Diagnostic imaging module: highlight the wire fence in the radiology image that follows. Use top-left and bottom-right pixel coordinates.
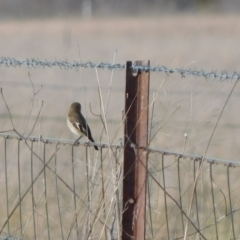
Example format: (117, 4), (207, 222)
(1, 57), (240, 81)
(0, 133), (239, 239)
(147, 150), (240, 240)
(1, 57), (240, 239)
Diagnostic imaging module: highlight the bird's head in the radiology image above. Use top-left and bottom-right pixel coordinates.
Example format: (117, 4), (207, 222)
(70, 102), (81, 112)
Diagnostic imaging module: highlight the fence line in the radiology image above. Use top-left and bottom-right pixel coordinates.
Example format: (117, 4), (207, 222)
(0, 133), (240, 239)
(0, 57), (240, 81)
(0, 57), (125, 71)
(1, 57), (240, 239)
(0, 133), (239, 168)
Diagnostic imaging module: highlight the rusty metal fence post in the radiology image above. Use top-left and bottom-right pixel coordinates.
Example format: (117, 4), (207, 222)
(122, 61), (150, 240)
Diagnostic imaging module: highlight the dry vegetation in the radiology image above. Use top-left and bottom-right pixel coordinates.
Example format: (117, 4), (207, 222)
(0, 14), (240, 239)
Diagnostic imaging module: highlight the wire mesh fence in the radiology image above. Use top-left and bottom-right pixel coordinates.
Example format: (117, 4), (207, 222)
(0, 134), (123, 240)
(0, 133), (239, 239)
(147, 151), (240, 239)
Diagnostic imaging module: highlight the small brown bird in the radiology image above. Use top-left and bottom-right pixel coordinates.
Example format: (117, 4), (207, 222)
(67, 102), (98, 150)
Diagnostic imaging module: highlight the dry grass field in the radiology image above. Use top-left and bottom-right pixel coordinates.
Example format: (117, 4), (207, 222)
(0, 14), (240, 239)
(0, 14), (240, 158)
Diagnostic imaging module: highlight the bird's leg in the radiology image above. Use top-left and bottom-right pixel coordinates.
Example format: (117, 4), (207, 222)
(74, 136), (83, 146)
(76, 136), (83, 141)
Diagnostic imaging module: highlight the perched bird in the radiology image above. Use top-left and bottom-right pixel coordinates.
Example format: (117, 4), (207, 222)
(67, 102), (98, 150)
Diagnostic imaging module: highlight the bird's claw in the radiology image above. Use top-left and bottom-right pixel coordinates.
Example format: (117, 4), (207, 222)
(73, 140), (79, 146)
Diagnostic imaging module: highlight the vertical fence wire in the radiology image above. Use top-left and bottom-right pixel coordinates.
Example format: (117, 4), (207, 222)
(147, 174), (154, 239)
(177, 156), (185, 234)
(43, 142), (50, 240)
(227, 165), (236, 239)
(17, 139), (22, 238)
(193, 160), (200, 234)
(99, 147), (108, 240)
(85, 146), (91, 238)
(54, 143), (64, 240)
(210, 163), (218, 239)
(30, 140), (37, 240)
(114, 147), (122, 240)
(71, 145), (79, 239)
(162, 153), (170, 239)
(4, 137), (10, 235)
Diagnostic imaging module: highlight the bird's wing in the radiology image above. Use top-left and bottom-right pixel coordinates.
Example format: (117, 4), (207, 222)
(80, 118), (95, 141)
(72, 121), (92, 140)
(73, 121), (81, 131)
(79, 122), (90, 137)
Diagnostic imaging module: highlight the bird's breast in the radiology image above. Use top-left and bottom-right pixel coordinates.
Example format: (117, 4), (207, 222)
(67, 118), (83, 137)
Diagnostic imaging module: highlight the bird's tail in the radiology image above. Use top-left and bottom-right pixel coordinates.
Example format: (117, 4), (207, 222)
(89, 136), (99, 151)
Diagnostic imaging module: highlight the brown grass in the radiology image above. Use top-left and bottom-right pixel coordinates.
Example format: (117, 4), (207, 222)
(1, 14), (240, 239)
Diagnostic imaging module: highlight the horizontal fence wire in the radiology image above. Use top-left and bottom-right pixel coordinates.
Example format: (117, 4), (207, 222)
(0, 133), (239, 168)
(0, 57), (240, 81)
(0, 134), (240, 239)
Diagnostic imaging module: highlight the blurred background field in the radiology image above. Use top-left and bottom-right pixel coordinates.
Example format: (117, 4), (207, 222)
(0, 0), (240, 239)
(1, 14), (240, 159)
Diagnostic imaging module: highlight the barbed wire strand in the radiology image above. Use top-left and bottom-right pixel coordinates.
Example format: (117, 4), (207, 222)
(1, 57), (240, 81)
